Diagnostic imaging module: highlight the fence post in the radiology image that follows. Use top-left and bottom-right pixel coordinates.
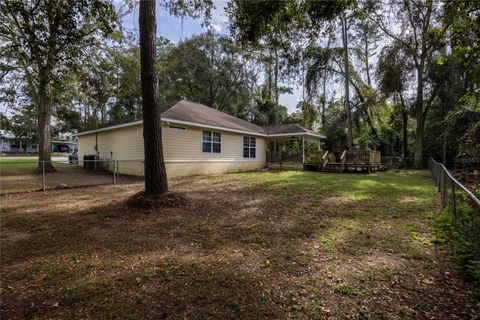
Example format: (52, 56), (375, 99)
(42, 161), (46, 191)
(442, 170), (446, 208)
(452, 179), (457, 224)
(112, 160), (116, 184)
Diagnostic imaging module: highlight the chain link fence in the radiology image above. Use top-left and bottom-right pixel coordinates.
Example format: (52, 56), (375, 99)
(0, 159), (144, 194)
(381, 156), (430, 169)
(430, 157), (480, 265)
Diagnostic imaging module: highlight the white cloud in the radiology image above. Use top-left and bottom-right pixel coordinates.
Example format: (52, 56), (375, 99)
(210, 23), (222, 33)
(280, 88), (302, 113)
(211, 1), (229, 23)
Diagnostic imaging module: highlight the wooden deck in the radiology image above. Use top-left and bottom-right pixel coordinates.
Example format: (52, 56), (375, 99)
(267, 150), (382, 173)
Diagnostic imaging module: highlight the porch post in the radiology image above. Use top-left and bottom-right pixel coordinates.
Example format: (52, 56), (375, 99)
(302, 136), (305, 164)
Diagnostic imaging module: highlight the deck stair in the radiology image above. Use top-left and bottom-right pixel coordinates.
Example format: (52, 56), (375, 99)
(322, 162), (343, 172)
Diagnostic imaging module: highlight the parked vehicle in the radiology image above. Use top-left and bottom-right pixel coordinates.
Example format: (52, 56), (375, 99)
(69, 152), (78, 164)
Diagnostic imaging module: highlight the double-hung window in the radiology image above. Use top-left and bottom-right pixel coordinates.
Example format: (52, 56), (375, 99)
(243, 136), (256, 159)
(202, 131), (221, 153)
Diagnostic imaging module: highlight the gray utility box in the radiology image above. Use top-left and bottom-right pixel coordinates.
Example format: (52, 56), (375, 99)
(83, 155), (99, 171)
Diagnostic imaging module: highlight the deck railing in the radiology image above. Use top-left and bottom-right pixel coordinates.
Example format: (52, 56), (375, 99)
(266, 150), (303, 162)
(343, 150), (381, 164)
(266, 149), (325, 163)
(305, 149), (326, 165)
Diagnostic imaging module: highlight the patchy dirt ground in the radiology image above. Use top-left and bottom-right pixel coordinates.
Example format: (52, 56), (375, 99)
(1, 170), (479, 319)
(0, 161), (143, 194)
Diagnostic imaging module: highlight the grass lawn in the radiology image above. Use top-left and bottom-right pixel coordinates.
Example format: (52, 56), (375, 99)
(0, 157), (38, 175)
(1, 170), (478, 319)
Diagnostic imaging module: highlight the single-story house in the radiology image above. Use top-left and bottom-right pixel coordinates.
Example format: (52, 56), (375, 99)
(0, 130), (77, 153)
(75, 100), (326, 177)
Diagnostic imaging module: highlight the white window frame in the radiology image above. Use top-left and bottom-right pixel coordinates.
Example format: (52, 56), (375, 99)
(202, 130), (221, 154)
(243, 136), (256, 159)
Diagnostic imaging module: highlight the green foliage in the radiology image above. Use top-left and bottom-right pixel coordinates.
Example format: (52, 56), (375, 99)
(9, 104), (38, 142)
(252, 86), (289, 125)
(436, 207), (480, 291)
(163, 0), (214, 21)
(0, 0), (478, 166)
(377, 42), (413, 98)
(287, 101), (318, 129)
(227, 0), (351, 45)
(0, 0), (120, 162)
(0, 112), (11, 131)
(0, 0), (119, 98)
(322, 101), (348, 154)
(109, 35), (143, 119)
(158, 32), (255, 119)
(443, 0), (480, 101)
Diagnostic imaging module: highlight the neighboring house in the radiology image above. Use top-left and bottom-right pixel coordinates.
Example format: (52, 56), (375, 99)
(0, 130), (38, 153)
(0, 130), (77, 153)
(75, 100), (325, 177)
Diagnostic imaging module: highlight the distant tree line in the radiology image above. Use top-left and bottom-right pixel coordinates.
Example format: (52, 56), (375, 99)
(0, 0), (478, 169)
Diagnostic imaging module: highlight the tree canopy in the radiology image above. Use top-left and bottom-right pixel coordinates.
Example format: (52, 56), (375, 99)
(0, 0), (478, 169)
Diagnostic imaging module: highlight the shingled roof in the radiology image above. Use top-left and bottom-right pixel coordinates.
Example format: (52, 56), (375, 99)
(162, 101), (265, 134)
(76, 100), (325, 138)
(262, 123), (323, 136)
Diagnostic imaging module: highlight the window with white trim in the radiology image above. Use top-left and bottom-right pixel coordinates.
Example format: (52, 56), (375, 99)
(243, 136), (256, 158)
(202, 131), (221, 153)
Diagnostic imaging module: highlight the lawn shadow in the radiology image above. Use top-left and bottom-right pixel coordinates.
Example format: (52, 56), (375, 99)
(1, 170), (478, 319)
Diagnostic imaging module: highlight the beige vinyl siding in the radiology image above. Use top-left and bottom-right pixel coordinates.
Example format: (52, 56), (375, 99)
(162, 124), (265, 161)
(77, 133), (97, 160)
(77, 123), (266, 177)
(77, 124), (144, 157)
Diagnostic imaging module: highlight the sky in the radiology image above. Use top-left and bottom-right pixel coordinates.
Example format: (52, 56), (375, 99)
(120, 0), (303, 113)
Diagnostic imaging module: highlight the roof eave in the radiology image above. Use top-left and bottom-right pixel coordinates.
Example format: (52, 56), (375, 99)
(74, 118), (267, 137)
(74, 118), (326, 139)
(267, 132), (326, 139)
(74, 120), (143, 136)
(161, 117), (267, 136)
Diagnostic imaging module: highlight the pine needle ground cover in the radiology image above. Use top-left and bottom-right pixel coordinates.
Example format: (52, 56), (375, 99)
(1, 171), (478, 318)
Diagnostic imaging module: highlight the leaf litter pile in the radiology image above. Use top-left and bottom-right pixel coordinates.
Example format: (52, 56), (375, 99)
(1, 171), (479, 319)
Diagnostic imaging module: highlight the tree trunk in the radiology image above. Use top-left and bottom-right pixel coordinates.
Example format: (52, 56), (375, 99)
(442, 132), (447, 165)
(320, 37), (331, 129)
(321, 72), (327, 128)
(364, 34), (371, 87)
(36, 73), (55, 173)
(139, 0), (168, 194)
(342, 16), (353, 150)
(350, 80), (378, 143)
(209, 42), (215, 107)
(274, 46), (279, 126)
(267, 51), (273, 102)
(414, 115), (424, 170)
(413, 64), (425, 169)
(402, 110), (408, 167)
(399, 93), (408, 168)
